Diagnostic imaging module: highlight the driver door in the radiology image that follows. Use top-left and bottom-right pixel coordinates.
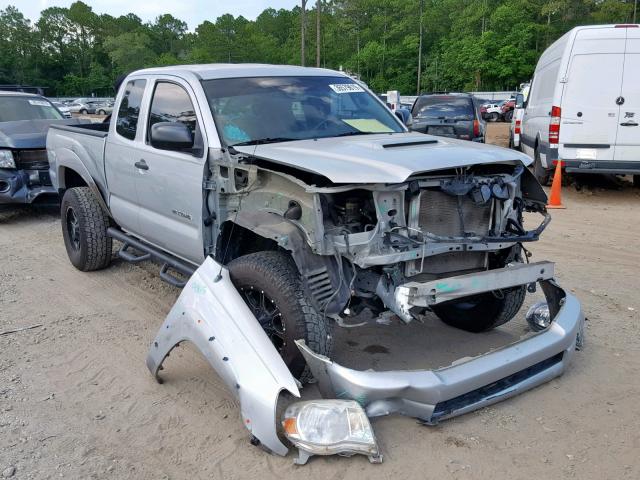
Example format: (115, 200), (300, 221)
(133, 78), (208, 265)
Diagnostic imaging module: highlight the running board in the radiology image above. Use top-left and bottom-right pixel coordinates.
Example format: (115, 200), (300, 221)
(107, 227), (196, 288)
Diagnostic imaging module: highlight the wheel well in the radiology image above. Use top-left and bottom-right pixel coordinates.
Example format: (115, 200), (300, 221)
(63, 168), (88, 190)
(215, 221), (279, 265)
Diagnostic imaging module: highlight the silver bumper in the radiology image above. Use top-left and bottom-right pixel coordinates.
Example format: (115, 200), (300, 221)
(297, 279), (583, 424)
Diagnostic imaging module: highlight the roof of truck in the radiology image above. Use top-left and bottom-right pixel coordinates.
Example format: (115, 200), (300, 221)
(130, 63), (349, 80)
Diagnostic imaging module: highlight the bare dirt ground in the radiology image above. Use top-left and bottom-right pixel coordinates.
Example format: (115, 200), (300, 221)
(2, 126), (640, 479)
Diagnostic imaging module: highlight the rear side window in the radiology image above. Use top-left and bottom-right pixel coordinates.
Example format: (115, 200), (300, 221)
(148, 82), (197, 138)
(116, 79), (146, 140)
(412, 96), (474, 119)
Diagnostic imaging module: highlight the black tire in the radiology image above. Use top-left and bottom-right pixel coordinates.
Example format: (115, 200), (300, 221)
(432, 286), (527, 333)
(505, 110), (513, 122)
(98, 109), (106, 115)
(534, 146), (552, 186)
(633, 175), (640, 188)
(61, 187), (112, 271)
(488, 112), (499, 122)
(228, 251), (333, 382)
(80, 109), (88, 114)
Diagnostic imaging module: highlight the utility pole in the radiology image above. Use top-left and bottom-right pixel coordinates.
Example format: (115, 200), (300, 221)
(417, 0), (424, 95)
(301, 0), (308, 66)
(316, 0), (321, 67)
(634, 0), (637, 23)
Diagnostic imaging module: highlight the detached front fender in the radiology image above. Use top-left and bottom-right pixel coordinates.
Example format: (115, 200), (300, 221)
(146, 257), (300, 456)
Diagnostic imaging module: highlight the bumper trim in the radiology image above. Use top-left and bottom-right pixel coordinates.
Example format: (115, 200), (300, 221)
(297, 279), (583, 424)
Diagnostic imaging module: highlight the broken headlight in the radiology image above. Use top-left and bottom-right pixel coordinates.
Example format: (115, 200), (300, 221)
(526, 301), (551, 331)
(0, 150), (15, 169)
(282, 400), (382, 465)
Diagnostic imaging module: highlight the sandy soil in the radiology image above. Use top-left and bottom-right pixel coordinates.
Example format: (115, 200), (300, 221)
(2, 138), (640, 478)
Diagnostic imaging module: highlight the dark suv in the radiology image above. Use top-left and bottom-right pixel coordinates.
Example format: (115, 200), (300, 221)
(410, 93), (484, 142)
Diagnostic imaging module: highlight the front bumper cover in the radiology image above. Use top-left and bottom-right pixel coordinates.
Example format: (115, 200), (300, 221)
(297, 279), (583, 424)
(0, 168), (57, 205)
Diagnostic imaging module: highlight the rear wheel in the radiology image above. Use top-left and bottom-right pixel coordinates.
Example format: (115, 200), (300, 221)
(98, 109), (106, 115)
(80, 109), (88, 114)
(488, 112), (499, 122)
(228, 251), (333, 382)
(534, 146), (552, 186)
(432, 286), (527, 333)
(61, 187), (112, 271)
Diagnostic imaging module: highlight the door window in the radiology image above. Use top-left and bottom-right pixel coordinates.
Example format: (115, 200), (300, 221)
(147, 82), (198, 143)
(115, 79), (146, 140)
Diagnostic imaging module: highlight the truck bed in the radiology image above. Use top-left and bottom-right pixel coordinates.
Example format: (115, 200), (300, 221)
(47, 121), (110, 200)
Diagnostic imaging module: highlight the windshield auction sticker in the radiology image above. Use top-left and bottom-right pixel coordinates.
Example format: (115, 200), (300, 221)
(329, 83), (365, 94)
(28, 100), (51, 107)
(342, 119), (394, 133)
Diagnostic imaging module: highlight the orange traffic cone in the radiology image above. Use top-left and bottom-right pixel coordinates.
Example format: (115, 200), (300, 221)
(547, 159), (565, 209)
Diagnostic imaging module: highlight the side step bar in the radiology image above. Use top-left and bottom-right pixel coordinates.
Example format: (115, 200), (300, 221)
(107, 227), (196, 288)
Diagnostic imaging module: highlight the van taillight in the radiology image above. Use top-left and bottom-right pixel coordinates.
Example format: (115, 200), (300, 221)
(549, 106), (561, 146)
(473, 119), (480, 137)
(515, 120), (521, 134)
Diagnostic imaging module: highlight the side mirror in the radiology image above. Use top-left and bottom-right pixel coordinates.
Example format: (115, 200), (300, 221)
(150, 122), (194, 151)
(395, 108), (411, 126)
(515, 94), (525, 109)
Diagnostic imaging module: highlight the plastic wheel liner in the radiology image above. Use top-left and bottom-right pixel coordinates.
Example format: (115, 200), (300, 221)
(296, 279), (584, 424)
(146, 257), (299, 456)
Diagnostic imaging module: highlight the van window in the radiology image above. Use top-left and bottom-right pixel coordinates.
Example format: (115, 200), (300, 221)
(116, 80), (146, 140)
(528, 59), (560, 108)
(148, 82), (198, 138)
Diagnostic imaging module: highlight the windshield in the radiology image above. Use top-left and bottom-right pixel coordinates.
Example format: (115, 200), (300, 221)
(202, 76), (404, 146)
(0, 96), (63, 122)
(412, 96), (474, 120)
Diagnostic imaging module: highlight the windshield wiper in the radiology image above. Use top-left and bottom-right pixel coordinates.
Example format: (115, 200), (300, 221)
(230, 137), (297, 147)
(333, 131), (390, 138)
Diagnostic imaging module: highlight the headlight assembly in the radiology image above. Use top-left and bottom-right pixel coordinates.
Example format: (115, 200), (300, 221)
(0, 149), (16, 169)
(282, 400), (382, 465)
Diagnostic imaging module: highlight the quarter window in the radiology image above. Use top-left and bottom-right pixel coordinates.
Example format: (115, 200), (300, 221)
(116, 79), (146, 140)
(148, 82), (198, 139)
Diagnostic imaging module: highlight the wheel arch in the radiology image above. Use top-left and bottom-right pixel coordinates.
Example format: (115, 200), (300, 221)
(215, 211), (350, 315)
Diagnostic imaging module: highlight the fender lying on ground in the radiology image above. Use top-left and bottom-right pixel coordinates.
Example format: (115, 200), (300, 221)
(145, 257), (300, 456)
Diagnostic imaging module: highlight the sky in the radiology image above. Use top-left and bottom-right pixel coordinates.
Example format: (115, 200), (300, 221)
(0, 0), (302, 29)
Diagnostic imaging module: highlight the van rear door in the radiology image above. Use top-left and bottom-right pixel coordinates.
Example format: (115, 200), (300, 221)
(559, 28), (626, 163)
(614, 27), (640, 164)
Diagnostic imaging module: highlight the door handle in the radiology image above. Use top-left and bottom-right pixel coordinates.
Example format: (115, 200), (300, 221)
(620, 121), (638, 127)
(134, 160), (149, 170)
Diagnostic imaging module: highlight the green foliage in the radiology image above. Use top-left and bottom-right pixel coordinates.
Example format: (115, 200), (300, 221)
(0, 0), (637, 96)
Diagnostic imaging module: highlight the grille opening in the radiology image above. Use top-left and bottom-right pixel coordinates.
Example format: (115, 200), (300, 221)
(15, 149), (49, 171)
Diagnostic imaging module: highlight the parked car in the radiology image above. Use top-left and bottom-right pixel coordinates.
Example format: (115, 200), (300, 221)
(50, 101), (73, 118)
(501, 98), (516, 122)
(509, 85), (530, 150)
(0, 91), (81, 207)
(521, 24), (640, 185)
(481, 102), (502, 122)
(410, 93), (485, 141)
(67, 101), (96, 115)
(47, 64), (583, 462)
(88, 101), (113, 115)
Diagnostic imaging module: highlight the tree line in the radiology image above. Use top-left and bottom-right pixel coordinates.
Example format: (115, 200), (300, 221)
(0, 0), (636, 96)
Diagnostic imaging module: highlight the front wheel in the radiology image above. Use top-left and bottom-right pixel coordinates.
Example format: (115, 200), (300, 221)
(98, 109), (106, 115)
(61, 187), (112, 271)
(79, 109), (88, 114)
(228, 251), (333, 382)
(432, 286), (527, 333)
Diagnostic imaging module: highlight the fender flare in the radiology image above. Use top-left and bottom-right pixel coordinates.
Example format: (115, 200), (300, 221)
(52, 148), (112, 217)
(146, 257), (300, 456)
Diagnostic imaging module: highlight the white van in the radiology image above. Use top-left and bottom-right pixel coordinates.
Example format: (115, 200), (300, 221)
(521, 24), (640, 185)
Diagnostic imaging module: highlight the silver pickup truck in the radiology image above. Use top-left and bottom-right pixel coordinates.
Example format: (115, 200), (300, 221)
(47, 64), (584, 463)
